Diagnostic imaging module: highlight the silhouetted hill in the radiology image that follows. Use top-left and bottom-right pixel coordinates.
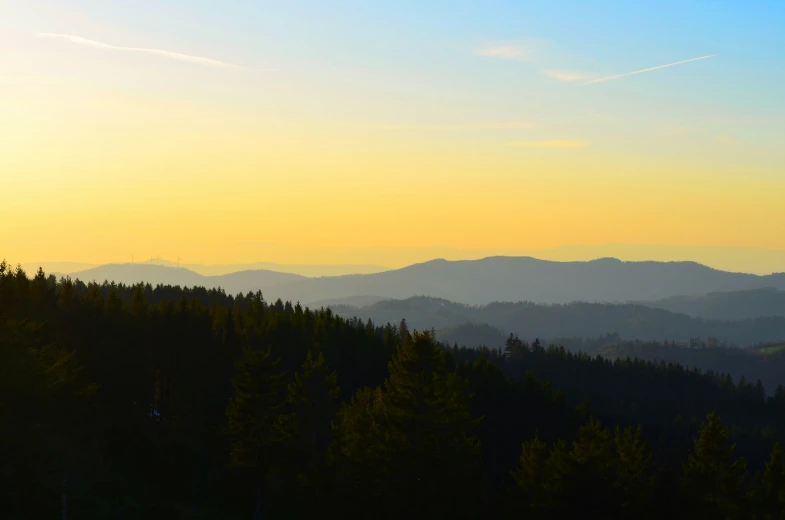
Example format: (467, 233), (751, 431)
(140, 260), (389, 277)
(68, 264), (209, 288)
(68, 264), (306, 295)
(330, 296), (785, 347)
(61, 262), (785, 350)
(248, 257), (785, 305)
(641, 288), (785, 320)
(65, 257), (785, 306)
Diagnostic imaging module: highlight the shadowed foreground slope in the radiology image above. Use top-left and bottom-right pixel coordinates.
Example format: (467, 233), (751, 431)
(4, 262), (785, 518)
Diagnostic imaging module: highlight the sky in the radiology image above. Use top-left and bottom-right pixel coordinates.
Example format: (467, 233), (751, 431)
(2, 1), (784, 271)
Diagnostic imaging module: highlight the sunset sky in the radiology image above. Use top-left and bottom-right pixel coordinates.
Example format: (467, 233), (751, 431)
(2, 1), (784, 270)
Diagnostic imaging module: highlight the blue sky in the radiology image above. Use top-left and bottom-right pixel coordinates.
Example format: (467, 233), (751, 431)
(9, 1), (784, 122)
(2, 1), (784, 265)
(40, 1), (780, 138)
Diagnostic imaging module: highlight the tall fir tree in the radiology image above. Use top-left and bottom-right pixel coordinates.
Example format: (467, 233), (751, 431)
(330, 386), (391, 515)
(548, 418), (619, 517)
(758, 441), (785, 520)
(681, 412), (751, 520)
(332, 330), (484, 518)
(612, 425), (654, 517)
(382, 330), (483, 517)
(224, 346), (289, 518)
(282, 351), (340, 490)
(511, 431), (549, 517)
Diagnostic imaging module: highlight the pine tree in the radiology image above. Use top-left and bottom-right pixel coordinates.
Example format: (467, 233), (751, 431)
(105, 287), (122, 314)
(397, 318), (410, 345)
(365, 318), (375, 338)
(681, 412), (750, 519)
(221, 307), (240, 359)
(283, 351), (340, 486)
(511, 431), (549, 516)
(332, 331), (483, 518)
(557, 418), (617, 517)
(330, 386), (391, 515)
(382, 330), (483, 516)
(131, 284), (147, 318)
(758, 441), (785, 520)
(613, 425), (653, 516)
(30, 267), (52, 308)
(524, 418), (655, 519)
(224, 346), (288, 517)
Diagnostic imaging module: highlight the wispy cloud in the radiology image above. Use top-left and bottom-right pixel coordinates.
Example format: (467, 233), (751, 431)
(507, 140), (589, 148)
(543, 69), (599, 82)
(382, 122), (536, 131)
(36, 33), (252, 69)
(474, 43), (532, 61)
(586, 54), (717, 84)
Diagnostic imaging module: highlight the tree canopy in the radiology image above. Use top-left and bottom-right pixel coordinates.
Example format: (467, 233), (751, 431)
(3, 262), (785, 518)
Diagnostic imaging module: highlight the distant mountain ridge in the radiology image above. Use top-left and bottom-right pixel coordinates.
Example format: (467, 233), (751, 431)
(642, 288), (785, 320)
(25, 244), (785, 277)
(329, 296), (785, 347)
(63, 264), (306, 296)
(62, 256), (785, 306)
(45, 259), (389, 278)
(276, 256), (785, 305)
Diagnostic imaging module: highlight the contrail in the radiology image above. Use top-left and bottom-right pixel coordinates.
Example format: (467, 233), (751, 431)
(36, 33), (252, 69)
(586, 54), (717, 84)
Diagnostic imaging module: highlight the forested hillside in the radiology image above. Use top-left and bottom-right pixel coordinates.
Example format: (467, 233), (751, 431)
(643, 288), (785, 320)
(332, 296), (785, 346)
(4, 261), (785, 519)
(596, 340), (785, 397)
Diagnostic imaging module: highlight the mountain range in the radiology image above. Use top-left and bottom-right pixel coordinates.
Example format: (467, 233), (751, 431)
(61, 256), (785, 307)
(40, 260), (388, 278)
(328, 296), (785, 347)
(30, 243), (785, 276)
(52, 257), (785, 349)
(640, 288), (785, 320)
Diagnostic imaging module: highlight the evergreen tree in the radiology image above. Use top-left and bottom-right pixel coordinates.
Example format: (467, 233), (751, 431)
(511, 431), (549, 516)
(613, 425), (654, 517)
(131, 284), (147, 318)
(382, 330), (483, 516)
(758, 441), (785, 520)
(333, 331), (483, 518)
(681, 412), (751, 519)
(283, 351), (340, 488)
(224, 346), (288, 518)
(330, 386), (391, 515)
(549, 418), (618, 517)
(397, 318), (410, 345)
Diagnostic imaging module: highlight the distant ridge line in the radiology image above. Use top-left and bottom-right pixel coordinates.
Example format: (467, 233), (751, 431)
(34, 256), (783, 308)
